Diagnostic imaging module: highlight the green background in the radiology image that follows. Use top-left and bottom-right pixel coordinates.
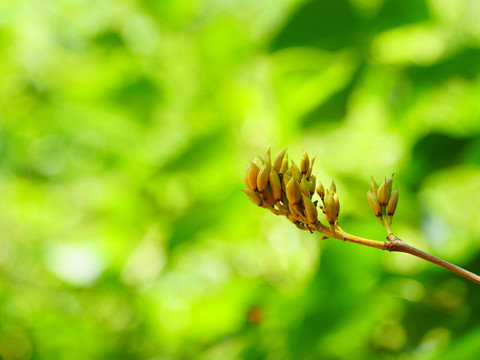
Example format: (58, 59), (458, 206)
(1, 0), (480, 359)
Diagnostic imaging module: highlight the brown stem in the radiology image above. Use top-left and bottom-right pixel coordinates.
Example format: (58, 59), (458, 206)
(314, 223), (480, 285)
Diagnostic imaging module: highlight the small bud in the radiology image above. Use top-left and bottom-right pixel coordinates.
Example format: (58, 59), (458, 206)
(273, 148), (287, 173)
(387, 186), (399, 216)
(300, 175), (310, 198)
(324, 190), (337, 225)
(286, 177), (301, 204)
(244, 166), (253, 190)
(269, 169), (282, 201)
(247, 161), (260, 191)
(316, 181), (325, 200)
(257, 161), (272, 192)
(302, 194), (318, 224)
(255, 155), (265, 166)
(330, 180), (336, 193)
(300, 151), (309, 174)
(377, 175), (393, 206)
(263, 185), (275, 207)
(283, 173), (292, 191)
(306, 156), (316, 179)
(242, 189), (262, 206)
(367, 189), (382, 217)
(291, 162), (302, 182)
(333, 192), (340, 217)
(309, 174), (316, 196)
(370, 176), (378, 193)
(279, 154), (289, 174)
(264, 147), (271, 164)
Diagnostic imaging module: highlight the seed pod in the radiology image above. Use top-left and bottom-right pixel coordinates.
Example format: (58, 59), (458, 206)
(306, 156), (316, 179)
(291, 162), (302, 182)
(302, 194), (318, 224)
(273, 148), (287, 173)
(247, 161), (260, 191)
(324, 190), (337, 225)
(264, 147), (271, 164)
(300, 151), (309, 174)
(309, 174), (316, 196)
(286, 177), (301, 204)
(279, 154), (289, 174)
(330, 180), (336, 193)
(244, 166), (253, 190)
(242, 189), (262, 206)
(257, 162), (271, 192)
(367, 189), (382, 217)
(300, 175), (310, 198)
(316, 181), (325, 200)
(255, 155), (265, 166)
(283, 173), (292, 191)
(370, 176), (378, 193)
(377, 176), (392, 206)
(387, 186), (399, 216)
(263, 185), (275, 207)
(269, 169), (282, 201)
(333, 192), (340, 217)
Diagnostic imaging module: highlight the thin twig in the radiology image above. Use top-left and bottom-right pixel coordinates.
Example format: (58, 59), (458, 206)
(315, 222), (480, 285)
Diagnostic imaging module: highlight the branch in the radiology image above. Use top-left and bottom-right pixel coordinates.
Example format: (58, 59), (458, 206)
(319, 224), (480, 285)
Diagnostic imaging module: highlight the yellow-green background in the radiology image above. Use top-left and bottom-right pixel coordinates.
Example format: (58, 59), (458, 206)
(1, 0), (480, 359)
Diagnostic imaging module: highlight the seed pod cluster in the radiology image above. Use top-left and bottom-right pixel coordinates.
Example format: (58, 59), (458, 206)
(367, 175), (399, 225)
(243, 148), (340, 232)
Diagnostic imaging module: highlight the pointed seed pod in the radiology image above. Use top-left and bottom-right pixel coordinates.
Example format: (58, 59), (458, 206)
(377, 176), (392, 206)
(316, 181), (325, 200)
(283, 173), (292, 191)
(286, 177), (301, 204)
(279, 154), (289, 174)
(269, 169), (282, 201)
(247, 161), (260, 190)
(264, 147), (271, 164)
(333, 192), (340, 217)
(244, 166), (254, 190)
(387, 186), (399, 216)
(255, 155), (265, 166)
(300, 175), (310, 198)
(306, 156), (316, 179)
(257, 162), (271, 192)
(302, 194), (318, 224)
(273, 148), (287, 173)
(291, 162), (302, 182)
(242, 189), (262, 206)
(263, 185), (275, 207)
(367, 189), (382, 217)
(309, 174), (316, 196)
(330, 180), (337, 193)
(300, 151), (309, 174)
(370, 176), (378, 193)
(324, 190), (337, 225)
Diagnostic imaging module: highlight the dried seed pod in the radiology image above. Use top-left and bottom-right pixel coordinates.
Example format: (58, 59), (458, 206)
(263, 184), (275, 207)
(324, 190), (337, 225)
(273, 148), (287, 174)
(316, 181), (325, 200)
(257, 162), (271, 192)
(279, 154), (289, 174)
(286, 177), (301, 204)
(242, 189), (262, 206)
(247, 161), (260, 191)
(300, 151), (309, 174)
(300, 175), (310, 198)
(291, 162), (302, 182)
(306, 156), (316, 179)
(308, 175), (316, 196)
(367, 189), (382, 217)
(302, 194), (318, 224)
(387, 186), (399, 216)
(269, 169), (282, 201)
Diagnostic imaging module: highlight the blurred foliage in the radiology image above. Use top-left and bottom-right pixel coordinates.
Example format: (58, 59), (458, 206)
(1, 0), (480, 359)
